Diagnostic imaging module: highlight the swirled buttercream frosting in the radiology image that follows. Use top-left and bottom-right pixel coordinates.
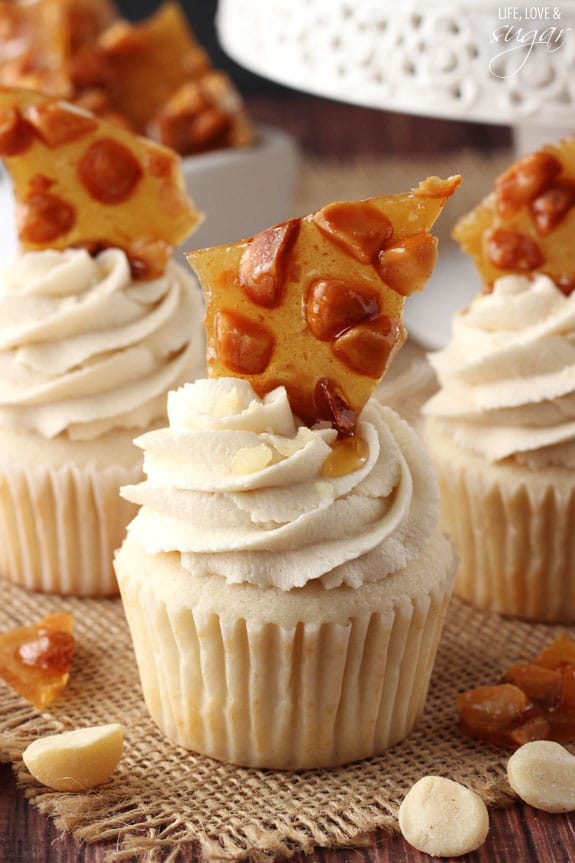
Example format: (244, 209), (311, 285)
(121, 377), (439, 590)
(0, 247), (205, 439)
(423, 274), (575, 468)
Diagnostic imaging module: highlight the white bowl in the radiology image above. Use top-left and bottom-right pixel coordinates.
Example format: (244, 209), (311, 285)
(0, 123), (299, 266)
(179, 123), (300, 254)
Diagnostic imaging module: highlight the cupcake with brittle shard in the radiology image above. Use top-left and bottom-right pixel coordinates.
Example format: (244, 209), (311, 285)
(423, 141), (575, 622)
(114, 175), (460, 770)
(0, 86), (205, 596)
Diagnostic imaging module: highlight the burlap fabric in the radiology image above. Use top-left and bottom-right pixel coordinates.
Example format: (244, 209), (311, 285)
(1, 152), (572, 862)
(2, 571), (573, 863)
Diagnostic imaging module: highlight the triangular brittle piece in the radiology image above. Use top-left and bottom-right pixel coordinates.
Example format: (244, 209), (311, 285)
(0, 86), (202, 277)
(453, 138), (575, 293)
(0, 612), (74, 710)
(187, 175), (460, 433)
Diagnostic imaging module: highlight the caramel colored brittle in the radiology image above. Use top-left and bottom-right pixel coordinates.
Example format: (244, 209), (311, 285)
(99, 3), (253, 155)
(187, 175), (460, 433)
(0, 0), (254, 157)
(0, 612), (74, 710)
(0, 0), (117, 97)
(453, 139), (575, 294)
(457, 635), (575, 749)
(97, 2), (209, 134)
(0, 86), (202, 277)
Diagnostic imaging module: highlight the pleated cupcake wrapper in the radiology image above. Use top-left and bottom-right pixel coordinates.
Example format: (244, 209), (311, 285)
(436, 459), (575, 622)
(0, 458), (140, 596)
(118, 569), (453, 770)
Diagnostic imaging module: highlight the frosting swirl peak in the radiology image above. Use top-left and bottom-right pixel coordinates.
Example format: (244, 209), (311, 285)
(122, 378), (439, 590)
(0, 247), (205, 439)
(423, 273), (575, 467)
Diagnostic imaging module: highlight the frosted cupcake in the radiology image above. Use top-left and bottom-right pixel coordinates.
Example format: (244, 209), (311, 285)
(115, 176), (459, 769)
(423, 273), (575, 621)
(0, 86), (204, 595)
(423, 140), (575, 621)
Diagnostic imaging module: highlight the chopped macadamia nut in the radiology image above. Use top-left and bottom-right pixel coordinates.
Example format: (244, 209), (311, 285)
(398, 775), (489, 858)
(23, 723), (124, 792)
(507, 740), (575, 813)
(231, 443), (273, 475)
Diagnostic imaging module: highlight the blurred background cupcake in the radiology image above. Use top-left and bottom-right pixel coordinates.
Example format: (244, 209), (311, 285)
(0, 87), (205, 595)
(423, 141), (575, 622)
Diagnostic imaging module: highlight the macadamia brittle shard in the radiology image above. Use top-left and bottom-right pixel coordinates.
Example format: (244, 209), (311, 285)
(453, 138), (575, 293)
(0, 86), (202, 278)
(0, 612), (74, 710)
(187, 175), (460, 433)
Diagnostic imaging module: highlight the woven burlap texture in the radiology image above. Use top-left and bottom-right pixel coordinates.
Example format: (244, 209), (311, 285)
(1, 575), (573, 863)
(0, 151), (569, 862)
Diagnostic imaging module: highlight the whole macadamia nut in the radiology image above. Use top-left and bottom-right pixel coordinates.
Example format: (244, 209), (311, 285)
(507, 740), (575, 813)
(398, 775), (489, 857)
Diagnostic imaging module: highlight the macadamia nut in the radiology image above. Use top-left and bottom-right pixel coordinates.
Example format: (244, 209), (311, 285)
(23, 723), (123, 792)
(507, 740), (575, 813)
(398, 775), (489, 857)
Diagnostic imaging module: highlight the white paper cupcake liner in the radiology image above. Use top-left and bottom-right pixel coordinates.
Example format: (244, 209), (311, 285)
(425, 424), (575, 622)
(116, 530), (454, 770)
(0, 457), (140, 596)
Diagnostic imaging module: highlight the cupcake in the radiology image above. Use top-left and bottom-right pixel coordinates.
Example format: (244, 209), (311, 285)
(423, 140), (575, 621)
(0, 86), (205, 595)
(115, 176), (459, 769)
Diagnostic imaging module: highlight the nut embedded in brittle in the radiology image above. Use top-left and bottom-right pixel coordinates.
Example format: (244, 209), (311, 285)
(188, 175), (460, 433)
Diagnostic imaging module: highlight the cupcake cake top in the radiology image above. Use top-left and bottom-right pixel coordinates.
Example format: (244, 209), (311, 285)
(425, 140), (575, 469)
(121, 176), (460, 589)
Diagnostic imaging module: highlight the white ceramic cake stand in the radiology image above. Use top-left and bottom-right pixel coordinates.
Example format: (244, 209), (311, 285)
(216, 0), (575, 347)
(217, 0), (575, 146)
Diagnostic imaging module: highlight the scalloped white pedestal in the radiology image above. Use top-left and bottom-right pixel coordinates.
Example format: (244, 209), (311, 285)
(217, 0), (575, 143)
(217, 0), (575, 346)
